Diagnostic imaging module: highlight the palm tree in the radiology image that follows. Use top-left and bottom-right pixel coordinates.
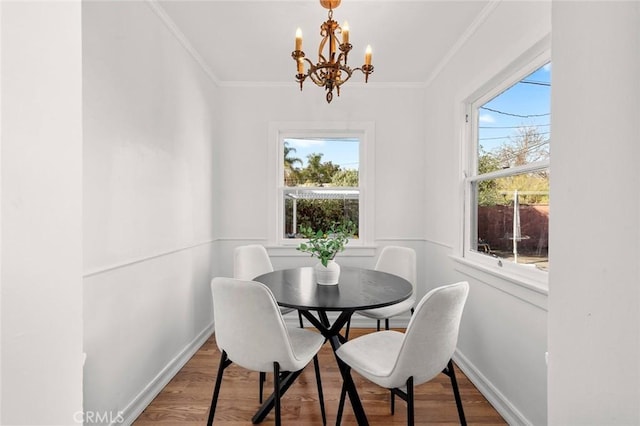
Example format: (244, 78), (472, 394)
(284, 141), (303, 186)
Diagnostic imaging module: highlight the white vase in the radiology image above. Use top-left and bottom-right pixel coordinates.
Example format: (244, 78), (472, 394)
(314, 260), (341, 285)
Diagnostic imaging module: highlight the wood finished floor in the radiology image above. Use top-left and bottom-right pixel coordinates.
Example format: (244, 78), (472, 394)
(134, 328), (506, 425)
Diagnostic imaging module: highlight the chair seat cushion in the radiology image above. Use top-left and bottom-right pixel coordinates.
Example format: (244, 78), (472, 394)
(285, 328), (325, 371)
(336, 330), (405, 388)
(357, 297), (414, 320)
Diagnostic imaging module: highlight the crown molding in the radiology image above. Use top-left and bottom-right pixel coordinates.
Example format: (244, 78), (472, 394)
(424, 0), (501, 88)
(146, 0), (221, 86)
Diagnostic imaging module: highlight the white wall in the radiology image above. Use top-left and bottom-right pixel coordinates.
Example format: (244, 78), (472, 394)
(548, 2), (640, 424)
(422, 2), (551, 424)
(1, 1), (84, 424)
(215, 85), (426, 241)
(82, 2), (219, 423)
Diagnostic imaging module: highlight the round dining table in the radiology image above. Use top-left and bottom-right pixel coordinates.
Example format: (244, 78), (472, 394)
(253, 265), (413, 426)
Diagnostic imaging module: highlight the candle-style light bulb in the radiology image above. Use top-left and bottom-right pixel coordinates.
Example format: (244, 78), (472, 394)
(365, 45), (372, 66)
(342, 21), (349, 45)
(295, 28), (302, 51)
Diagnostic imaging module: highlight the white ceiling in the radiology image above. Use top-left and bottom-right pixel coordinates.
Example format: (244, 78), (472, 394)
(154, 0), (493, 86)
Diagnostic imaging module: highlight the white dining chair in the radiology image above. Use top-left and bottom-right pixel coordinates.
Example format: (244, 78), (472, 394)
(234, 244), (305, 401)
(208, 277), (326, 426)
(345, 246), (417, 338)
(234, 244), (274, 279)
(336, 281), (470, 426)
(234, 244), (302, 321)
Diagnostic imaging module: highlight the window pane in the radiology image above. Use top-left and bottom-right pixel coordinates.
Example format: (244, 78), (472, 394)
(283, 188), (359, 238)
(283, 137), (359, 186)
(472, 172), (549, 271)
(470, 61), (550, 274)
(283, 137), (359, 238)
(477, 63), (551, 171)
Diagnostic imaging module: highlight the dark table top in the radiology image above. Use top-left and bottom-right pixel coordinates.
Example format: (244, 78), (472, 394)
(254, 266), (413, 312)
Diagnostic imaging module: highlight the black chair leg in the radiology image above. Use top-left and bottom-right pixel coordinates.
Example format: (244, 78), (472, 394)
(406, 376), (414, 426)
(390, 389), (395, 414)
(444, 359), (467, 426)
(336, 381), (348, 425)
(273, 362), (282, 426)
(313, 355), (326, 425)
(259, 371), (266, 403)
(344, 318), (351, 341)
(385, 318), (390, 330)
(298, 311), (304, 328)
(376, 319), (381, 331)
(208, 351), (231, 426)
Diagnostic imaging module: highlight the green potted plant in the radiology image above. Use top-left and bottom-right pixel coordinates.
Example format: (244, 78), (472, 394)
(297, 221), (356, 285)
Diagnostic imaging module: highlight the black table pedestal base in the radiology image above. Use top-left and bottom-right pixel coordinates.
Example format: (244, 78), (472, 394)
(302, 310), (370, 426)
(251, 369), (303, 424)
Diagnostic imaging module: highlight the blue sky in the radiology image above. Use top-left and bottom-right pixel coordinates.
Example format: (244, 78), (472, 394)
(478, 62), (551, 153)
(285, 137), (360, 171)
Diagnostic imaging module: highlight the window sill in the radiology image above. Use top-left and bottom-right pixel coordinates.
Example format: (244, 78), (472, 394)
(450, 255), (548, 310)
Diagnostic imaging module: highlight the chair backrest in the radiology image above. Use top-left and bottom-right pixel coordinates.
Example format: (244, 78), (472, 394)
(389, 281), (469, 388)
(211, 277), (299, 372)
(375, 246), (417, 298)
(234, 244), (274, 280)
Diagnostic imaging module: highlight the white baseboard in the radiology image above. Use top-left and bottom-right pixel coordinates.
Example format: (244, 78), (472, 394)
(453, 349), (531, 426)
(118, 322), (216, 426)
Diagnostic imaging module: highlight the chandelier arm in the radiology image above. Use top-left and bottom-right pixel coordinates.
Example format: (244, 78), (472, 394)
(306, 64), (353, 88)
(304, 57), (315, 66)
(318, 35), (328, 59)
(353, 65), (375, 74)
(308, 66), (330, 87)
(337, 66), (353, 84)
(352, 64), (374, 83)
(336, 49), (350, 66)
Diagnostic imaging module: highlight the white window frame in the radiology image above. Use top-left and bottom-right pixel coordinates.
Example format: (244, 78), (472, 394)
(268, 121), (375, 248)
(461, 50), (550, 288)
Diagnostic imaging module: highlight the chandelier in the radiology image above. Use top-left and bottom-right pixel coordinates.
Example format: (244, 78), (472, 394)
(292, 0), (374, 103)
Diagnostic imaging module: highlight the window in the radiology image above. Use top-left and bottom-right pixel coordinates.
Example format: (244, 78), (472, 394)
(282, 137), (359, 238)
(268, 122), (374, 246)
(464, 60), (550, 281)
